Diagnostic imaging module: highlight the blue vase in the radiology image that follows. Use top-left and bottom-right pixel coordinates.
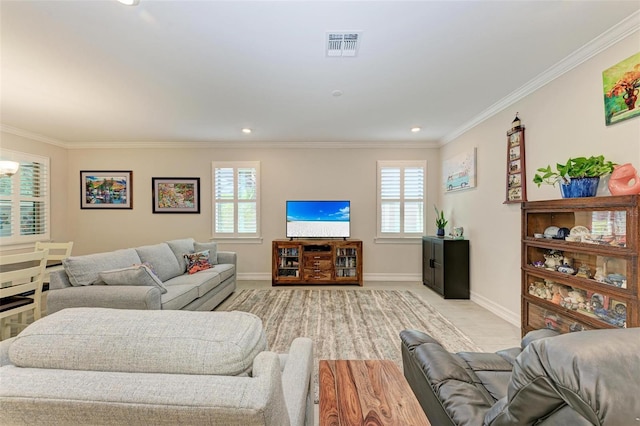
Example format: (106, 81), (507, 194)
(436, 228), (445, 237)
(560, 177), (600, 198)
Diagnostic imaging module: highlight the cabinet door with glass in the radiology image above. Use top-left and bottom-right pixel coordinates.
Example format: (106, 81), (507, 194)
(272, 241), (302, 283)
(521, 195), (639, 335)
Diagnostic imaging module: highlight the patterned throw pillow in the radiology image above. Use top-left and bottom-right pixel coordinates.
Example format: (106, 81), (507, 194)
(184, 250), (212, 275)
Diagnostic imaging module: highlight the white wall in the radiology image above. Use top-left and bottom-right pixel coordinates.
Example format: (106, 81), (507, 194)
(440, 34), (640, 325)
(62, 146), (440, 279)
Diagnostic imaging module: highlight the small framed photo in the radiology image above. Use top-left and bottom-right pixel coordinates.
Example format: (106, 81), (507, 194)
(152, 177), (200, 214)
(509, 145), (521, 160)
(81, 170), (133, 209)
(509, 159), (521, 174)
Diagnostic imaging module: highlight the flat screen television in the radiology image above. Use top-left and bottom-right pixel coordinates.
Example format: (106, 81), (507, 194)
(286, 200), (350, 238)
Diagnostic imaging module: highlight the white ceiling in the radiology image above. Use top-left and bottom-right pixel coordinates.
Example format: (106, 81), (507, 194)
(1, 1), (639, 147)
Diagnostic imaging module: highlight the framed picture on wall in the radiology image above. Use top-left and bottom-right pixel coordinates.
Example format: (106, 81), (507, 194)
(504, 115), (527, 204)
(443, 148), (476, 193)
(152, 177), (200, 213)
(81, 170), (133, 209)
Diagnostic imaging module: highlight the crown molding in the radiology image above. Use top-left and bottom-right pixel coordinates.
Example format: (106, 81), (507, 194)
(441, 10), (640, 146)
(44, 139), (439, 150)
(0, 124), (68, 148)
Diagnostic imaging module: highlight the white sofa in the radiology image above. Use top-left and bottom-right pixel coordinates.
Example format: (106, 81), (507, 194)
(0, 308), (314, 426)
(47, 238), (236, 313)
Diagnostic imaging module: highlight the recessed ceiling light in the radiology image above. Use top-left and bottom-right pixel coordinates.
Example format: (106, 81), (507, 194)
(411, 127), (421, 133)
(241, 128), (252, 134)
(117, 0), (140, 5)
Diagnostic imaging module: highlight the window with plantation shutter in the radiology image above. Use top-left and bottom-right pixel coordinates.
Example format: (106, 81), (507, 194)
(377, 161), (426, 238)
(212, 161), (260, 239)
(0, 151), (50, 244)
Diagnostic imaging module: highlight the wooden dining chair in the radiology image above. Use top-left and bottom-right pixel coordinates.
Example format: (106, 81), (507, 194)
(35, 241), (74, 289)
(0, 249), (48, 340)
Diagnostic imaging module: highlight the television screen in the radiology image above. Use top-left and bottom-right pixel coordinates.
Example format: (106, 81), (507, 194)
(286, 200), (350, 238)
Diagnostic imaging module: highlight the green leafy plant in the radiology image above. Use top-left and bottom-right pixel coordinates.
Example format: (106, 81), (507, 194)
(434, 205), (448, 229)
(533, 155), (616, 187)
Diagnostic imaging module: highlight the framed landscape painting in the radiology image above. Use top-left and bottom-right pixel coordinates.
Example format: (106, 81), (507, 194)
(603, 51), (640, 125)
(152, 177), (200, 213)
(81, 170), (132, 209)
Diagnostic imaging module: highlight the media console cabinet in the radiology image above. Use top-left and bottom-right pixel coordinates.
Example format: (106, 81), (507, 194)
(272, 239), (363, 286)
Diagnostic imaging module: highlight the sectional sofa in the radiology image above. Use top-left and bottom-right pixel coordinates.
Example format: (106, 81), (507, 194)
(0, 308), (314, 425)
(47, 238), (236, 313)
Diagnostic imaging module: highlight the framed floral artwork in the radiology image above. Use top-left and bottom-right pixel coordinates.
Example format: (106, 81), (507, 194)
(81, 170), (132, 209)
(152, 177), (200, 213)
(603, 51), (640, 126)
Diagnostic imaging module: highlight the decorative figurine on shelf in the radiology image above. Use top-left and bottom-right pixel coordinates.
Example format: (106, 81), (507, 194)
(608, 163), (640, 195)
(543, 250), (564, 270)
(557, 263), (576, 275)
(576, 264), (591, 279)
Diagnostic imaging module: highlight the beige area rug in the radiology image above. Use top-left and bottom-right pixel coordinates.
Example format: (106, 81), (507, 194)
(221, 289), (481, 402)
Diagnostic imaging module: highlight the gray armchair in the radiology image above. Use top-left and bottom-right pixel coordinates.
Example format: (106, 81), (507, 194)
(401, 328), (640, 425)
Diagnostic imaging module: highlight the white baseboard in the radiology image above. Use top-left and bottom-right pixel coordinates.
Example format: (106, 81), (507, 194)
(237, 273), (272, 281)
(363, 273), (421, 282)
(470, 290), (520, 327)
(237, 273), (422, 282)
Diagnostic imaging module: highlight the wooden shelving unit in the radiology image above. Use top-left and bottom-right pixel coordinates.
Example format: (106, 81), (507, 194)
(272, 239), (363, 286)
(521, 195), (639, 336)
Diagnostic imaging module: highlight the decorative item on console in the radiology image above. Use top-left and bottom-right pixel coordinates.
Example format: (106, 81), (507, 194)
(608, 163), (640, 195)
(434, 205), (448, 237)
(449, 227), (464, 239)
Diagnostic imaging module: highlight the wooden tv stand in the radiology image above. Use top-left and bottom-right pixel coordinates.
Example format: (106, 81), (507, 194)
(272, 239), (363, 286)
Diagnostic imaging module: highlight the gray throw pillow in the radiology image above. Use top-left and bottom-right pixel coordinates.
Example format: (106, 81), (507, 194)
(194, 241), (218, 265)
(99, 265), (167, 294)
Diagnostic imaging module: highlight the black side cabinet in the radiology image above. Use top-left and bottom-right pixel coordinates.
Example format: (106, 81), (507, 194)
(422, 236), (469, 299)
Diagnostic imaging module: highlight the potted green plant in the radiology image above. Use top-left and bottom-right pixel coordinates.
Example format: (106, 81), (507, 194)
(434, 205), (448, 237)
(533, 155), (616, 198)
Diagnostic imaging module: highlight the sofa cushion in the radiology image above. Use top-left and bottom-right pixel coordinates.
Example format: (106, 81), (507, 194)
(9, 308), (267, 376)
(210, 263), (235, 282)
(166, 238), (195, 273)
(62, 248), (142, 286)
(184, 250), (213, 274)
(160, 284), (200, 310)
(164, 269), (221, 298)
(135, 243), (182, 282)
(194, 241), (218, 265)
(99, 265), (168, 294)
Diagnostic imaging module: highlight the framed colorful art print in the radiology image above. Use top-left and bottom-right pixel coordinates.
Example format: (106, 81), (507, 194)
(81, 170), (133, 209)
(152, 177), (200, 213)
(603, 52), (640, 126)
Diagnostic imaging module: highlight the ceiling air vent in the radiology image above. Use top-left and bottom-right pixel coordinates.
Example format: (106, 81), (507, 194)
(326, 32), (361, 57)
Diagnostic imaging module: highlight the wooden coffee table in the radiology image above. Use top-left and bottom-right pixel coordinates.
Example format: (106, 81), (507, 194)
(319, 359), (430, 426)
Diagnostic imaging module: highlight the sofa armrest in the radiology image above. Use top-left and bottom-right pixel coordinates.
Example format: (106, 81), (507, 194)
(280, 337), (313, 426)
(49, 269), (72, 290)
(46, 285), (162, 314)
(520, 329), (559, 350)
(0, 338), (15, 367)
(216, 251), (236, 266)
